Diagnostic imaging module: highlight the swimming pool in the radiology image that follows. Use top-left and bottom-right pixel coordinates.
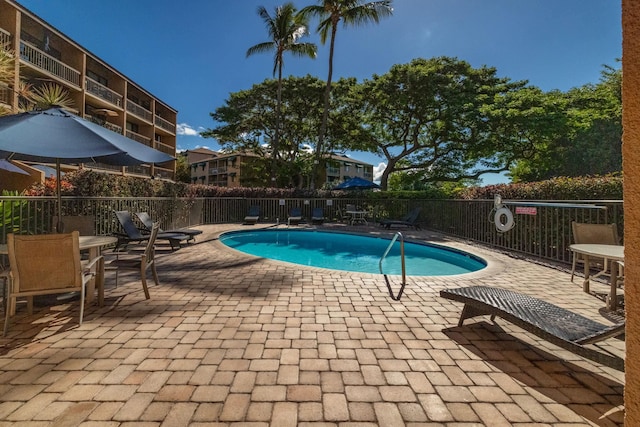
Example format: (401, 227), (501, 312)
(219, 229), (486, 276)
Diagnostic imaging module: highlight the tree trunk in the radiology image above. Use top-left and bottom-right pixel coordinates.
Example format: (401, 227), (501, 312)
(311, 24), (338, 189)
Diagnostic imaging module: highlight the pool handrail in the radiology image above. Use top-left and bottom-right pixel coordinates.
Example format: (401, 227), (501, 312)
(379, 232), (407, 300)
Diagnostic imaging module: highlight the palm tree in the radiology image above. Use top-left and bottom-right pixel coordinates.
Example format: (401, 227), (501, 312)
(300, 0), (393, 188)
(247, 3), (317, 184)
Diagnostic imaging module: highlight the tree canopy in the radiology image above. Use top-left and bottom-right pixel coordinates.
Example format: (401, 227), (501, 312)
(355, 57), (555, 189)
(509, 65), (622, 182)
(203, 55), (621, 190)
(201, 75), (364, 188)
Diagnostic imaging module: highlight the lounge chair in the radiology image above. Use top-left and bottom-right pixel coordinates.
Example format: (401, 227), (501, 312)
(379, 207), (422, 230)
(113, 210), (190, 251)
(135, 212), (203, 243)
(440, 285), (625, 371)
(311, 207), (325, 225)
(570, 222), (620, 282)
(288, 207), (303, 226)
(243, 206), (260, 225)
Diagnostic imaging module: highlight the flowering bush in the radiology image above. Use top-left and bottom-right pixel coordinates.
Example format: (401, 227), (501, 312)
(23, 169), (623, 201)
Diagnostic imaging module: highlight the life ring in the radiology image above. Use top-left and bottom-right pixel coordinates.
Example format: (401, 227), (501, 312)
(494, 207), (514, 232)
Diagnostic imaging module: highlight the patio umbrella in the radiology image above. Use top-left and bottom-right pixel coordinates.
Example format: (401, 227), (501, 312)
(0, 107), (175, 231)
(0, 158), (29, 175)
(333, 176), (381, 190)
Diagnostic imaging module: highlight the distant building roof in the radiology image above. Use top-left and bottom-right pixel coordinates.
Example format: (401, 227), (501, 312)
(187, 147), (218, 156)
(330, 154), (372, 167)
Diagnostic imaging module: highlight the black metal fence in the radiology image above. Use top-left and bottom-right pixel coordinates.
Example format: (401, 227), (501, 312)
(0, 196), (623, 266)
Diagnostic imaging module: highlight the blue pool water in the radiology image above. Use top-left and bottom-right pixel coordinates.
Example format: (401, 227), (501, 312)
(219, 230), (486, 276)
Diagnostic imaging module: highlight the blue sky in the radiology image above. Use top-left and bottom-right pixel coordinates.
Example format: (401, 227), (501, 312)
(18, 0), (621, 185)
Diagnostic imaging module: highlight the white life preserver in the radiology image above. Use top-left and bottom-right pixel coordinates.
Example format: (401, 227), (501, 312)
(494, 207), (514, 232)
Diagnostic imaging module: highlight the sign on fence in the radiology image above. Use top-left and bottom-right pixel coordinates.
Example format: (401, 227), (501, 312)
(515, 206), (537, 215)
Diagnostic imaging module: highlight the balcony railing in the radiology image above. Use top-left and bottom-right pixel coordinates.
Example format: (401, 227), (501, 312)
(19, 41), (81, 87)
(155, 115), (175, 133)
(85, 77), (123, 107)
(126, 99), (152, 122)
(155, 141), (175, 156)
(209, 167), (227, 175)
(0, 83), (11, 105)
(125, 164), (151, 176)
(126, 130), (152, 147)
(86, 115), (123, 134)
(0, 27), (12, 48)
(154, 168), (175, 180)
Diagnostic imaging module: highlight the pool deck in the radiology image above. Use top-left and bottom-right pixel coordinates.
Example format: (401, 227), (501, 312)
(0, 223), (625, 426)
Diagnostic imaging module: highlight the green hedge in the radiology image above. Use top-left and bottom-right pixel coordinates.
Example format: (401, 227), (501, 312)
(24, 169), (623, 201)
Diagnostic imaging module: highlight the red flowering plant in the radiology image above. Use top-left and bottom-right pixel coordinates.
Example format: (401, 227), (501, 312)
(24, 176), (74, 196)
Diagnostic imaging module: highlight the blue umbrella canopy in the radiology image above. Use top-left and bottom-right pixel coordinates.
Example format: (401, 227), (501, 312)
(0, 107), (175, 231)
(0, 107), (174, 165)
(334, 177), (381, 190)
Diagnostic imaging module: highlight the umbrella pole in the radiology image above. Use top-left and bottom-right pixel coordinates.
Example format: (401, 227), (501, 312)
(56, 159), (63, 233)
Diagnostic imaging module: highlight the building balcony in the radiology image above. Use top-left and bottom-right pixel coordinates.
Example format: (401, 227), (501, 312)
(0, 27), (11, 49)
(154, 167), (174, 180)
(19, 40), (81, 87)
(209, 167), (227, 175)
(85, 77), (123, 107)
(155, 141), (175, 156)
(126, 130), (152, 147)
(126, 164), (151, 176)
(0, 83), (11, 106)
(126, 99), (152, 122)
(155, 115), (175, 134)
(85, 115), (123, 134)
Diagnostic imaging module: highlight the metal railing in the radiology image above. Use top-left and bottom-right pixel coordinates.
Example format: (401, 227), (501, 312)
(126, 99), (152, 122)
(0, 196), (624, 266)
(125, 130), (152, 146)
(379, 232), (406, 300)
(85, 77), (123, 107)
(155, 141), (175, 156)
(0, 83), (11, 105)
(85, 115), (123, 134)
(19, 41), (81, 87)
(155, 115), (175, 133)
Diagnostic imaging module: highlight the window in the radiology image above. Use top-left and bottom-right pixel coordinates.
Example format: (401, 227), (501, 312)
(126, 122), (139, 133)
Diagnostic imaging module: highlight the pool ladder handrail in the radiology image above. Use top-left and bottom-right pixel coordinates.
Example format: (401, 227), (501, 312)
(379, 232), (407, 301)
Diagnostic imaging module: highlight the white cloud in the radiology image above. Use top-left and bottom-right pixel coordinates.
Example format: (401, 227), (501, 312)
(373, 162), (386, 182)
(177, 123), (201, 136)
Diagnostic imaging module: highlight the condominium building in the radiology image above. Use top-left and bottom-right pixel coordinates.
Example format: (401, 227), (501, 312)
(187, 148), (374, 188)
(0, 0), (177, 186)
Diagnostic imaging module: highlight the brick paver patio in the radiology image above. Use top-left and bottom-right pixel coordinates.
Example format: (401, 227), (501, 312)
(0, 224), (625, 426)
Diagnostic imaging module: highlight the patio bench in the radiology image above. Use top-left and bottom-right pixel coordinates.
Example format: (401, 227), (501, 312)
(440, 285), (625, 371)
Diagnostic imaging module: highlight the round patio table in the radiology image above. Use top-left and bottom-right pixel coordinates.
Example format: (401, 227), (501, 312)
(569, 243), (624, 310)
(0, 235), (117, 306)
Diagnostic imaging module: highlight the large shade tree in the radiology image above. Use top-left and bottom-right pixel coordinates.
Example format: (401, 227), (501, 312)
(300, 0), (393, 188)
(509, 65), (622, 182)
(246, 3), (316, 184)
(355, 57), (563, 190)
(201, 75), (365, 188)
